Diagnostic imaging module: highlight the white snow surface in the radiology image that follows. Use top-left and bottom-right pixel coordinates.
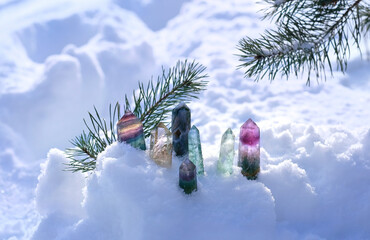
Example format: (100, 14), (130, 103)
(0, 0), (369, 239)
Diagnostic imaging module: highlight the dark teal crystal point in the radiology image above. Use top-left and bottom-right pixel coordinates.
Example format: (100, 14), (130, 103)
(172, 102), (191, 156)
(179, 157), (197, 194)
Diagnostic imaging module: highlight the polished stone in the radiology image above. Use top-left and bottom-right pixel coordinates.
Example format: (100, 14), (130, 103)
(150, 123), (172, 168)
(217, 128), (235, 175)
(179, 157), (197, 194)
(117, 110), (146, 150)
(188, 125), (204, 175)
(172, 102), (191, 156)
(238, 119), (260, 180)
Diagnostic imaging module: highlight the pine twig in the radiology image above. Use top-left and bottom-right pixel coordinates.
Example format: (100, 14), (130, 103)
(125, 60), (208, 138)
(65, 60), (208, 172)
(65, 102), (120, 172)
(238, 0), (367, 84)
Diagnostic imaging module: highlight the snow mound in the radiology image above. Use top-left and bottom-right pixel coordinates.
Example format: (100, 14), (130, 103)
(32, 123), (370, 239)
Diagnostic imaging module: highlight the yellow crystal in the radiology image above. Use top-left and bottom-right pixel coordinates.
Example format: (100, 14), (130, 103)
(150, 123), (172, 168)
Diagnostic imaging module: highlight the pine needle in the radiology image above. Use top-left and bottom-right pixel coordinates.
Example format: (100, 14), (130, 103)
(238, 0), (368, 85)
(65, 60), (208, 173)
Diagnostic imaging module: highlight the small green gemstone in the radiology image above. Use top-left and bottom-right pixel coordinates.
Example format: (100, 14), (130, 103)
(179, 178), (197, 194)
(188, 125), (204, 175)
(239, 157), (260, 180)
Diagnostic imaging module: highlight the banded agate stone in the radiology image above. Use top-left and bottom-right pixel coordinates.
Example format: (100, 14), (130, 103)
(172, 102), (191, 156)
(117, 110), (146, 150)
(188, 125), (204, 175)
(238, 119), (260, 180)
(150, 123), (172, 168)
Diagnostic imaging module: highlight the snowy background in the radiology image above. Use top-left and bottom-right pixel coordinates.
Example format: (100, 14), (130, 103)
(0, 0), (370, 239)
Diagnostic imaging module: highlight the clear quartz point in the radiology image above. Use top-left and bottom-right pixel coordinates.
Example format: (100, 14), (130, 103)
(217, 128), (235, 175)
(149, 123), (172, 168)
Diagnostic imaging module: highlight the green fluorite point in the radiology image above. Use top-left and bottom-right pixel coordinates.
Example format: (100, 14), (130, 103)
(188, 125), (204, 175)
(217, 128), (235, 175)
(149, 123), (172, 168)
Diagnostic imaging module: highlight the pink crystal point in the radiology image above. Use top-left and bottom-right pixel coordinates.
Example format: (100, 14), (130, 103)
(238, 118), (260, 180)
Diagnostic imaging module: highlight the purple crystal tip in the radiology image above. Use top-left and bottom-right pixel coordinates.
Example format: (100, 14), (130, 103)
(240, 118), (260, 146)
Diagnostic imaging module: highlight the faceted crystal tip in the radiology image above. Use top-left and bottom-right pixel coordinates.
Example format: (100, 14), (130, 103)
(157, 122), (170, 133)
(179, 158), (196, 179)
(225, 128), (233, 135)
(240, 118), (260, 146)
(190, 125), (199, 132)
(172, 102), (189, 112)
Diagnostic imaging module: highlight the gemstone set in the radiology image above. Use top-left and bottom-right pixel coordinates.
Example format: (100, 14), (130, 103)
(117, 102), (260, 194)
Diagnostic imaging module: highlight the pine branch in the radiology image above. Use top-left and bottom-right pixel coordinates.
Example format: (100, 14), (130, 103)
(125, 60), (208, 138)
(360, 3), (370, 33)
(65, 60), (208, 172)
(65, 102), (120, 172)
(238, 0), (367, 84)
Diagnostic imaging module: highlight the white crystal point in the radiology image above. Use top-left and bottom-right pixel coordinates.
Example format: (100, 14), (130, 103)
(218, 128), (235, 175)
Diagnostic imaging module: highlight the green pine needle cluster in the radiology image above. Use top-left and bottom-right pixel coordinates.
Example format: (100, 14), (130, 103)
(237, 0), (369, 85)
(65, 103), (120, 172)
(125, 60), (208, 138)
(65, 60), (208, 173)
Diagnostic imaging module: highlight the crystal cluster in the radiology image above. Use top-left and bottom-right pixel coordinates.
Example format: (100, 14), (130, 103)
(179, 157), (197, 194)
(238, 119), (260, 180)
(188, 125), (204, 175)
(117, 110), (146, 150)
(149, 123), (172, 168)
(118, 103), (261, 195)
(172, 102), (191, 156)
(217, 128), (235, 175)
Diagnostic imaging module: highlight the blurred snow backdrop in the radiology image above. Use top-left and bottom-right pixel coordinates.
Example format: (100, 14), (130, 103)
(0, 0), (369, 239)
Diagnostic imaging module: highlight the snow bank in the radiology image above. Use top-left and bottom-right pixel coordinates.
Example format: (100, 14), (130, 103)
(32, 123), (370, 239)
(1, 0), (369, 238)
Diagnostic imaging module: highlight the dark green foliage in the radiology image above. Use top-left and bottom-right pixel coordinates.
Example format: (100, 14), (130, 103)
(125, 60), (208, 138)
(237, 0), (369, 85)
(65, 103), (120, 172)
(360, 4), (370, 33)
(65, 60), (208, 173)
